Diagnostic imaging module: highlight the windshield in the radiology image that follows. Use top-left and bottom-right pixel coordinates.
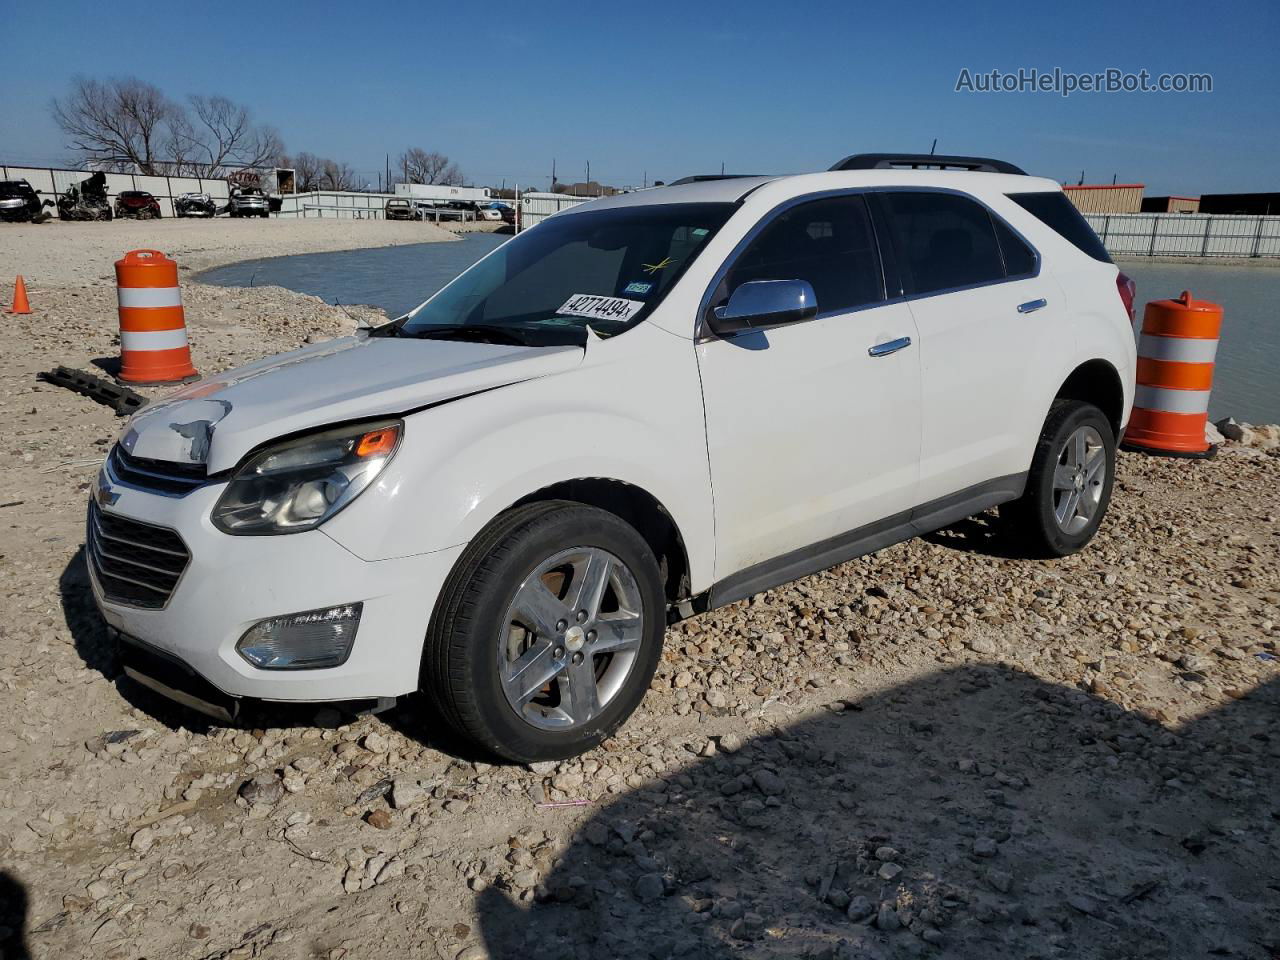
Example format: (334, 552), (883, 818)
(397, 202), (734, 343)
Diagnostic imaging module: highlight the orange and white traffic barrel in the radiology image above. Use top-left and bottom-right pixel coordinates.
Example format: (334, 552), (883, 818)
(115, 249), (198, 385)
(1122, 290), (1221, 458)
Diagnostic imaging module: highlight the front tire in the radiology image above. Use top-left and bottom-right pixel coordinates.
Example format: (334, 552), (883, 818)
(1001, 399), (1116, 557)
(423, 501), (665, 763)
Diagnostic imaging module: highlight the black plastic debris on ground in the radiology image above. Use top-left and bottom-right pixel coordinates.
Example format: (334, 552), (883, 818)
(36, 366), (147, 417)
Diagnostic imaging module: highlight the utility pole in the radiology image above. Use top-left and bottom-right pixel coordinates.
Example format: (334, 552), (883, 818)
(586, 160), (590, 189)
(929, 138), (937, 155)
(385, 154), (390, 190)
(643, 170), (647, 188)
(551, 158), (557, 191)
(720, 161), (725, 175)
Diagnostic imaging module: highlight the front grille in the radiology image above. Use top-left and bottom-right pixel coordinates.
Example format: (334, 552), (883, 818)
(87, 501), (191, 608)
(110, 446), (207, 495)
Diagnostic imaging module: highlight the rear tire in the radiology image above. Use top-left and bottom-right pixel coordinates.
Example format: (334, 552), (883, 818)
(422, 501), (665, 763)
(1000, 399), (1115, 557)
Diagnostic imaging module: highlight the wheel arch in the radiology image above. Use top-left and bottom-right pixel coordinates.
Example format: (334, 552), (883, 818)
(511, 477), (693, 611)
(1054, 359), (1125, 438)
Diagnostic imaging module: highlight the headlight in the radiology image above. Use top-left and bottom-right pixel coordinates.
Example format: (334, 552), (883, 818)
(212, 420), (402, 535)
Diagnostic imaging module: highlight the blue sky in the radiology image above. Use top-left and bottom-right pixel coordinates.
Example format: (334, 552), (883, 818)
(2, 0), (1275, 195)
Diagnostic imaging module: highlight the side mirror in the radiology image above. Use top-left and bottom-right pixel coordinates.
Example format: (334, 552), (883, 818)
(709, 279), (818, 335)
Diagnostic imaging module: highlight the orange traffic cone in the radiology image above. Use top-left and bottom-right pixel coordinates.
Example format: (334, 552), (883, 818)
(8, 276), (31, 315)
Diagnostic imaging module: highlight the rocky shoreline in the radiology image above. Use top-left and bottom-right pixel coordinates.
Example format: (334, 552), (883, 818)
(0, 236), (1276, 958)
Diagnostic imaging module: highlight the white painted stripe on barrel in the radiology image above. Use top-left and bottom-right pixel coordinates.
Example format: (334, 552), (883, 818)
(118, 287), (183, 309)
(1134, 385), (1211, 415)
(120, 328), (189, 351)
(1138, 334), (1219, 364)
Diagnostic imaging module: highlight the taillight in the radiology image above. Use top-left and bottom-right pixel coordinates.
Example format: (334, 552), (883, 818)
(1116, 272), (1136, 323)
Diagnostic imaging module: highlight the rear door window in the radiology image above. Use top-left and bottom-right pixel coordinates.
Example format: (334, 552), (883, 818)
(1007, 191), (1112, 263)
(722, 194), (884, 314)
(879, 192), (1006, 296)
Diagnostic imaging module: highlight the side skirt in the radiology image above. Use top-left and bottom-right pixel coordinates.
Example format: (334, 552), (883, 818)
(705, 472), (1027, 610)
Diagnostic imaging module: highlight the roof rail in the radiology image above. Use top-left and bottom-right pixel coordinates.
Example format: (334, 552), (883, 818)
(830, 153), (1026, 175)
(669, 174), (766, 185)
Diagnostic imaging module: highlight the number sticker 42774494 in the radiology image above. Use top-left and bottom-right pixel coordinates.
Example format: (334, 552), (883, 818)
(556, 294), (645, 323)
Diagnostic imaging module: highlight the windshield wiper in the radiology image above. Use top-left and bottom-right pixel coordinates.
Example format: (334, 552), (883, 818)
(397, 324), (533, 346)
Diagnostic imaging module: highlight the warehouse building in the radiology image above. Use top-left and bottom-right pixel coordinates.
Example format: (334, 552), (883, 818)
(1198, 193), (1280, 215)
(1062, 183), (1144, 214)
(1141, 195), (1201, 213)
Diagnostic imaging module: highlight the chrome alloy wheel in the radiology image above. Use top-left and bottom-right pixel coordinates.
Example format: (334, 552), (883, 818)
(498, 547), (644, 730)
(1053, 425), (1107, 535)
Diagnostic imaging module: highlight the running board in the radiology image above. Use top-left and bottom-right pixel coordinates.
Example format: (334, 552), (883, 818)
(707, 473), (1027, 609)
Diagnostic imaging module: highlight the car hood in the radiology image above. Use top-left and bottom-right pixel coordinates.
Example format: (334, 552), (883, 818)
(120, 335), (584, 472)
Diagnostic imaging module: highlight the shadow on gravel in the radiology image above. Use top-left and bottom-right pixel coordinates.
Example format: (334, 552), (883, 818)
(477, 666), (1280, 960)
(921, 513), (1028, 560)
(0, 871), (32, 960)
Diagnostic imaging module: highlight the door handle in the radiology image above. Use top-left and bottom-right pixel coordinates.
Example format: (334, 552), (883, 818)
(1017, 298), (1048, 314)
(868, 336), (912, 358)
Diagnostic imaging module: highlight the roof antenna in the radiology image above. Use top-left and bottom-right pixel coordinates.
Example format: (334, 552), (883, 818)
(929, 138), (937, 155)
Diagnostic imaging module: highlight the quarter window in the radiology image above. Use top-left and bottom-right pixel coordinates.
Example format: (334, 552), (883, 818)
(722, 195), (884, 315)
(992, 216), (1037, 277)
(880, 192), (1007, 296)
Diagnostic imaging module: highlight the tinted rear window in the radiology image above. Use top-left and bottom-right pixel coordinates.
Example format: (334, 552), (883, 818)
(880, 192), (1006, 295)
(1007, 191), (1112, 263)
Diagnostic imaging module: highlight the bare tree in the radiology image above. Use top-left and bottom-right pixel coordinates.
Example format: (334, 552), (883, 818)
(320, 159), (356, 191)
(171, 95), (284, 177)
(52, 76), (179, 174)
(282, 152), (325, 191)
(398, 148), (463, 185)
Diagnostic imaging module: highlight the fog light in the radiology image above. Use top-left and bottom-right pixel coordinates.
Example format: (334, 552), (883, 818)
(236, 603), (363, 670)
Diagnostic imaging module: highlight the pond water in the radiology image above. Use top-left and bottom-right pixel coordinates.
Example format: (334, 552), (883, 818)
(198, 233), (509, 319)
(1121, 261), (1280, 424)
(199, 241), (1280, 425)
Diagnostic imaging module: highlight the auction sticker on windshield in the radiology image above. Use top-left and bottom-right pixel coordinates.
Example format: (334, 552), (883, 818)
(556, 294), (645, 323)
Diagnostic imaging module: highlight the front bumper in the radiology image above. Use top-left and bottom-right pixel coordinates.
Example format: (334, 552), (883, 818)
(88, 469), (464, 706)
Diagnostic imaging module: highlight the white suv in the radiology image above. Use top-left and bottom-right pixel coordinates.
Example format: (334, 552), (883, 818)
(89, 154), (1137, 762)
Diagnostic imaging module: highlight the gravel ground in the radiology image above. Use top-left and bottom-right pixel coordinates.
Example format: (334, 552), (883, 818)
(0, 229), (1277, 960)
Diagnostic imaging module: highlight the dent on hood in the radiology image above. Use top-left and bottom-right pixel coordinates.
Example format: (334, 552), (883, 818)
(117, 339), (366, 465)
(122, 398), (232, 464)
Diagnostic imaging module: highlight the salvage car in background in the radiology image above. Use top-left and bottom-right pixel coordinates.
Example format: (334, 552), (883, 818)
(384, 198), (419, 221)
(57, 172), (112, 221)
(115, 191), (163, 219)
(228, 187), (270, 218)
(0, 179), (53, 223)
(175, 192), (218, 218)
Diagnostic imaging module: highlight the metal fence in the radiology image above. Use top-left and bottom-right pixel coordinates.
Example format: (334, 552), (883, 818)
(276, 192), (483, 222)
(275, 191), (395, 219)
(518, 192), (591, 231)
(1, 164), (230, 219)
(1085, 212), (1280, 258)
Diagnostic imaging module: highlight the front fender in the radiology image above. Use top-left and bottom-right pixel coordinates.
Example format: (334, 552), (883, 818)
(321, 323), (716, 591)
